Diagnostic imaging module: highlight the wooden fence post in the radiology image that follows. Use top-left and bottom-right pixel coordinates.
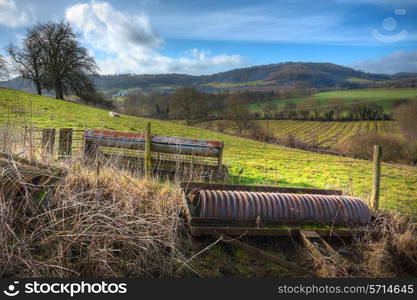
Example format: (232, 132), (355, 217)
(83, 140), (98, 159)
(370, 145), (382, 211)
(144, 123), (152, 178)
(41, 128), (55, 155)
(83, 132), (98, 159)
(218, 143), (224, 168)
(58, 128), (73, 159)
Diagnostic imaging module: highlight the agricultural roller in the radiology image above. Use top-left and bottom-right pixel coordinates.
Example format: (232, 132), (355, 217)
(181, 182), (373, 276)
(193, 190), (371, 224)
(0, 154), (64, 200)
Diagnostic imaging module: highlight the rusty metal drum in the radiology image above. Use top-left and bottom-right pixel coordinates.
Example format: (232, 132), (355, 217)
(193, 190), (371, 224)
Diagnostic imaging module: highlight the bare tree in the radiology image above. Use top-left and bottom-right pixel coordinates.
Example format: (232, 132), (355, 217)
(394, 101), (417, 141)
(262, 102), (277, 140)
(0, 55), (8, 80)
(303, 97), (321, 120)
(169, 86), (207, 125)
(283, 101), (297, 119)
(262, 102), (277, 119)
(225, 93), (252, 133)
(298, 99), (311, 119)
(32, 21), (97, 99)
(328, 98), (345, 121)
(8, 28), (45, 95)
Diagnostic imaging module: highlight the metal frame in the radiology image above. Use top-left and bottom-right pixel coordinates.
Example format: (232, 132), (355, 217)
(83, 129), (225, 174)
(180, 182), (343, 195)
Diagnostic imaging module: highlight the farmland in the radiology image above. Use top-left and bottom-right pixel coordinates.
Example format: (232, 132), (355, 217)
(250, 88), (417, 113)
(197, 120), (401, 150)
(0, 88), (416, 212)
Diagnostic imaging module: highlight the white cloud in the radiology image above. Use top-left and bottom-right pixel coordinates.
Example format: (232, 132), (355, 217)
(148, 1), (417, 45)
(0, 0), (32, 27)
(351, 50), (417, 74)
(65, 1), (245, 75)
(149, 3), (374, 44)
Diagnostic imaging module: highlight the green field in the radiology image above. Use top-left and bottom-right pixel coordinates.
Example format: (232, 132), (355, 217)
(198, 120), (400, 150)
(0, 88), (416, 212)
(250, 88), (417, 112)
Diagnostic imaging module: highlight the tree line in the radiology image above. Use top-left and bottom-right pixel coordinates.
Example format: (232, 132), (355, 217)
(120, 86), (321, 122)
(120, 85), (389, 127)
(255, 98), (389, 121)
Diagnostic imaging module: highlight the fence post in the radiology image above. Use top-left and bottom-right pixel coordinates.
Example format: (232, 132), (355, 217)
(58, 128), (73, 159)
(144, 123), (152, 179)
(41, 128), (55, 155)
(218, 142), (224, 169)
(370, 145), (382, 211)
(83, 132), (97, 159)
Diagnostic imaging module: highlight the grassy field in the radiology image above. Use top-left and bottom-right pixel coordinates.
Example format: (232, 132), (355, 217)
(250, 88), (417, 113)
(198, 120), (401, 150)
(0, 88), (416, 212)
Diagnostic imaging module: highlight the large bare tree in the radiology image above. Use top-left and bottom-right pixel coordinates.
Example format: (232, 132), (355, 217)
(8, 22), (97, 99)
(8, 28), (45, 95)
(12, 21), (97, 100)
(37, 22), (97, 99)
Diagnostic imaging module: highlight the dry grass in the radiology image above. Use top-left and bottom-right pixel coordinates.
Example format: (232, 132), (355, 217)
(300, 210), (417, 277)
(0, 158), (189, 277)
(356, 211), (417, 277)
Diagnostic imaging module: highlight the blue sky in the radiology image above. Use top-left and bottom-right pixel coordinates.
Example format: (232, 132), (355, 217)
(0, 0), (416, 75)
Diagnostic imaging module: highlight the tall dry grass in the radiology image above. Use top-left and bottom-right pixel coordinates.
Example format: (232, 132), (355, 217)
(355, 211), (417, 277)
(0, 157), (190, 277)
(300, 210), (417, 277)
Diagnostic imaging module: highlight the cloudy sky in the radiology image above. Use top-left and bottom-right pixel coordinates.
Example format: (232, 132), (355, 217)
(0, 0), (416, 75)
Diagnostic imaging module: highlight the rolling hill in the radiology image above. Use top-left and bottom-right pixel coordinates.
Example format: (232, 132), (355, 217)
(92, 62), (414, 92)
(0, 87), (416, 213)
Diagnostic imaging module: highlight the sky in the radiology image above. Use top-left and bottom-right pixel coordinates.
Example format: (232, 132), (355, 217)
(0, 0), (416, 75)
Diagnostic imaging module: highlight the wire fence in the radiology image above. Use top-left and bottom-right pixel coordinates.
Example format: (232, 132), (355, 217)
(0, 125), (225, 180)
(0, 126), (85, 159)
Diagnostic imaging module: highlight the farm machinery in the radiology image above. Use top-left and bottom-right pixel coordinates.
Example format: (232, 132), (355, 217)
(180, 182), (373, 276)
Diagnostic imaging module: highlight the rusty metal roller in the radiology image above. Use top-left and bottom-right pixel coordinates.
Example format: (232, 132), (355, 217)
(0, 160), (62, 200)
(194, 190), (371, 224)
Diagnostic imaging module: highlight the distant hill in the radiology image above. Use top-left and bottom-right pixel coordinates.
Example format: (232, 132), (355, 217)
(1, 62), (416, 95)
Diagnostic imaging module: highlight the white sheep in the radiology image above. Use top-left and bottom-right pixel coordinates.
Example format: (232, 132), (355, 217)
(109, 111), (120, 117)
